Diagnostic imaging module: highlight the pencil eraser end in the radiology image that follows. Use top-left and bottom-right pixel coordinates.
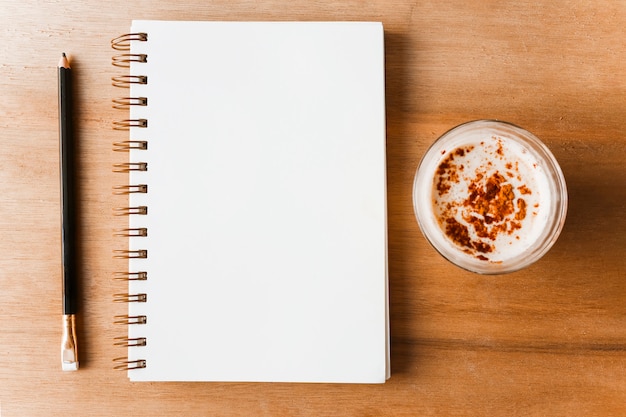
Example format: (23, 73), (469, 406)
(62, 361), (79, 371)
(62, 314), (78, 371)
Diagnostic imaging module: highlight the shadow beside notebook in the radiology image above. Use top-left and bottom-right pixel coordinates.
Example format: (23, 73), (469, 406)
(383, 30), (424, 376)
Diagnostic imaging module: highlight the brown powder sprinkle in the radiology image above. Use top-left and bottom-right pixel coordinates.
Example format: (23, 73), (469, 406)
(445, 218), (472, 249)
(433, 138), (538, 262)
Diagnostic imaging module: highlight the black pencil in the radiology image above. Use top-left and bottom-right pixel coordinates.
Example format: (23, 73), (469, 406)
(59, 52), (79, 371)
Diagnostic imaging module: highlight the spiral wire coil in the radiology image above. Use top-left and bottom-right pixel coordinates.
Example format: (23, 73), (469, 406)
(112, 33), (149, 371)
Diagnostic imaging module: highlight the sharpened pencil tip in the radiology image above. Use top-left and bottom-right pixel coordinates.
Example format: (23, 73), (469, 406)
(59, 53), (70, 69)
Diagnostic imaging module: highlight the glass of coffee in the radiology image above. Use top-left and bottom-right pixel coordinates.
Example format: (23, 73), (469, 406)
(413, 120), (567, 274)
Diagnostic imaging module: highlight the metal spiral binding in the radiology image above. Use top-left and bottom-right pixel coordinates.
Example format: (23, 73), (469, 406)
(113, 293), (148, 303)
(113, 271), (148, 281)
(111, 32), (148, 51)
(114, 315), (147, 325)
(113, 357), (147, 370)
(113, 249), (148, 259)
(112, 32), (149, 371)
(114, 228), (148, 237)
(114, 337), (147, 347)
(112, 53), (148, 68)
(113, 206), (148, 216)
(112, 97), (148, 110)
(113, 162), (148, 173)
(112, 75), (148, 88)
(113, 119), (148, 130)
(113, 184), (148, 195)
(113, 140), (148, 152)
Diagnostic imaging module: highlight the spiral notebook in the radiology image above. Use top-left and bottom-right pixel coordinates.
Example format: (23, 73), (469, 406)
(111, 20), (388, 383)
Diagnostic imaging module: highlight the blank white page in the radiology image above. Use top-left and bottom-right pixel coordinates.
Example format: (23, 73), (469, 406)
(125, 20), (388, 383)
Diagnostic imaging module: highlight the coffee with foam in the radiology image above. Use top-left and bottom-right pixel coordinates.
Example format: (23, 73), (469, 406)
(413, 120), (567, 274)
(432, 134), (551, 263)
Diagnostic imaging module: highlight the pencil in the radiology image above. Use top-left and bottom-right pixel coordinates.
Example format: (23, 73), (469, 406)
(59, 52), (79, 371)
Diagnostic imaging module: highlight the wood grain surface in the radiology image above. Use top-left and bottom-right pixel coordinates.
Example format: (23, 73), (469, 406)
(0, 1), (624, 416)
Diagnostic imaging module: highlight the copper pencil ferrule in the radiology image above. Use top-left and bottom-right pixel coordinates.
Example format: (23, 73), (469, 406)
(61, 314), (79, 371)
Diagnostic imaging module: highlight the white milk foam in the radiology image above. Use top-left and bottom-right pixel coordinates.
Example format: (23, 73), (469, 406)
(431, 133), (551, 263)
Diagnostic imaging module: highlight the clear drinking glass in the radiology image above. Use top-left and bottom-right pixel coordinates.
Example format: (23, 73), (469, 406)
(413, 120), (567, 274)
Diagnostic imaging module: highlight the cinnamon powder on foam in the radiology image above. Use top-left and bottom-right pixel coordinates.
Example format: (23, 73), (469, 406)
(433, 136), (540, 262)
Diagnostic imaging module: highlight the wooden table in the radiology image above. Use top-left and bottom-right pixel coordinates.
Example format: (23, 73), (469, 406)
(1, 1), (624, 415)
